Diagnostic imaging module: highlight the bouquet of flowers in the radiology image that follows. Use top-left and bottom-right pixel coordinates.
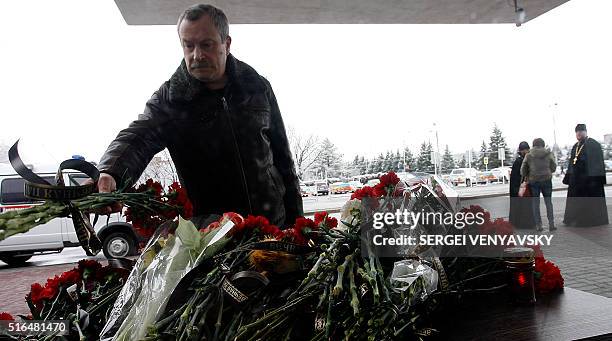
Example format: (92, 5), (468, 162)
(1, 260), (129, 340)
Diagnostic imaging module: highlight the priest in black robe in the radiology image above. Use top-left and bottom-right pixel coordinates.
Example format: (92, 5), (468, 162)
(509, 141), (536, 229)
(563, 124), (609, 227)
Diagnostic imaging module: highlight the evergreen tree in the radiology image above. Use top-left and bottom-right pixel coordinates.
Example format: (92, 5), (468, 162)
(469, 149), (477, 168)
(458, 155), (467, 168)
(383, 151), (393, 172)
(403, 147), (415, 171)
(477, 140), (488, 170)
(416, 142), (434, 173)
(441, 145), (455, 173)
(394, 150), (402, 171)
(487, 124), (511, 168)
(359, 156), (367, 174)
(375, 153), (385, 173)
(313, 138), (343, 178)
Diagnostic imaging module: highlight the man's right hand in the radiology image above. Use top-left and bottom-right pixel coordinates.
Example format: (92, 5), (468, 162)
(93, 173), (123, 214)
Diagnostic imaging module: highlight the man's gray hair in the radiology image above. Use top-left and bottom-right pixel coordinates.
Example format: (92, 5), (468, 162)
(177, 4), (229, 42)
(533, 138), (545, 148)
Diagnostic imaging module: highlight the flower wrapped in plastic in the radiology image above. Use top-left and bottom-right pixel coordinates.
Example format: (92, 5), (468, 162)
(100, 214), (238, 341)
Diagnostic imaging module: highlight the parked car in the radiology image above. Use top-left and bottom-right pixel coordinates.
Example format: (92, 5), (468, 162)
(0, 170), (140, 265)
(330, 182), (351, 195)
(314, 180), (329, 196)
(300, 184), (310, 197)
(605, 160), (612, 172)
(477, 171), (497, 184)
(449, 168), (478, 187)
(348, 181), (363, 192)
(491, 167), (511, 183)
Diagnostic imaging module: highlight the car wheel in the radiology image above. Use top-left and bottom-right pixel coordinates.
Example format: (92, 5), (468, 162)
(103, 232), (135, 259)
(0, 252), (33, 266)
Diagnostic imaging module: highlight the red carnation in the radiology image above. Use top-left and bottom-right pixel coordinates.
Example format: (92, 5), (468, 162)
(373, 172), (401, 196)
(39, 276), (60, 301)
(233, 215), (270, 236)
(314, 211), (338, 229)
(535, 258), (564, 294)
(0, 312), (14, 321)
(28, 282), (44, 309)
(59, 269), (81, 286)
(261, 224), (284, 239)
(351, 186), (376, 200)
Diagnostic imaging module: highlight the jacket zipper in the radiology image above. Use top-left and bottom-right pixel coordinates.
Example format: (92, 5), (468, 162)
(222, 96), (253, 214)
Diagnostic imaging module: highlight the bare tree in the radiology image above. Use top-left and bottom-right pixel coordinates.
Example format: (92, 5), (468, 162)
(287, 127), (322, 180)
(139, 149), (178, 188)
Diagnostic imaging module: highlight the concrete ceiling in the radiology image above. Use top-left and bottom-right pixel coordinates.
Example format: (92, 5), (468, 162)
(113, 0), (569, 25)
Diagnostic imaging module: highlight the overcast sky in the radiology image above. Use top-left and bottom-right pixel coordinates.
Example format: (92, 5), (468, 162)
(1, 0), (611, 168)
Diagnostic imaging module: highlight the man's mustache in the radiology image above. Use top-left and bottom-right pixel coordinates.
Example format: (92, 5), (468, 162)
(191, 62), (212, 69)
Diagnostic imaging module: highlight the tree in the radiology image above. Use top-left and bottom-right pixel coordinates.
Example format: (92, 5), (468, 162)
(287, 127), (322, 180)
(415, 142), (433, 173)
(458, 155), (467, 168)
(441, 145), (455, 173)
(359, 156), (367, 174)
(313, 138), (343, 178)
(394, 150), (402, 172)
(469, 149), (477, 168)
(139, 149), (177, 188)
(477, 140), (488, 170)
(487, 124), (511, 168)
(403, 147), (415, 171)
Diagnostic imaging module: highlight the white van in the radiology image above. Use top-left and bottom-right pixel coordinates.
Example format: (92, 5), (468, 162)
(449, 168), (478, 187)
(0, 169), (139, 265)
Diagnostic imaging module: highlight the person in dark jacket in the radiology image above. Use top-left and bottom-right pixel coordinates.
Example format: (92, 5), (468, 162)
(521, 138), (557, 231)
(509, 141), (535, 229)
(96, 4), (303, 227)
(563, 124), (608, 227)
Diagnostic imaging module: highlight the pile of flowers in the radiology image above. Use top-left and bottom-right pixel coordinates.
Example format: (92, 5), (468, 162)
(0, 260), (129, 340)
(0, 171), (566, 340)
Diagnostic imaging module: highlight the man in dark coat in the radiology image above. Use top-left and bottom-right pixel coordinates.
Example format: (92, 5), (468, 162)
(95, 4), (303, 227)
(509, 141), (535, 229)
(563, 124), (608, 227)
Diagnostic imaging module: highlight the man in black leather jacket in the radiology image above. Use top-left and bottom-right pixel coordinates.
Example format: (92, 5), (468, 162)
(96, 4), (302, 226)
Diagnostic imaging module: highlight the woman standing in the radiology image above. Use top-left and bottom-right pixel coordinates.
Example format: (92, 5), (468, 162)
(509, 141), (535, 229)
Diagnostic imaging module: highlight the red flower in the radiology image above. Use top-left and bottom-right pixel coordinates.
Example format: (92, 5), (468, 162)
(59, 269), (81, 286)
(373, 172), (401, 197)
(295, 217), (317, 231)
(39, 276), (60, 301)
(351, 186), (376, 200)
(232, 214), (271, 237)
(261, 224), (284, 239)
(535, 258), (564, 294)
(283, 227), (307, 245)
(28, 282), (44, 309)
(167, 182), (194, 219)
(0, 312), (14, 321)
(314, 212), (338, 229)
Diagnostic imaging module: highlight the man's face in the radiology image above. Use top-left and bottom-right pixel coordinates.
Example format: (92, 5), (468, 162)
(179, 15), (231, 88)
(576, 130), (587, 141)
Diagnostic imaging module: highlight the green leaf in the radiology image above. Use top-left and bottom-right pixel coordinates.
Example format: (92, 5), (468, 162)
(175, 216), (201, 250)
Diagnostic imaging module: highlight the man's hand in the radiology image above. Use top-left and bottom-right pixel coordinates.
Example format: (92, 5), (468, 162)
(98, 173), (117, 193)
(87, 173), (123, 214)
